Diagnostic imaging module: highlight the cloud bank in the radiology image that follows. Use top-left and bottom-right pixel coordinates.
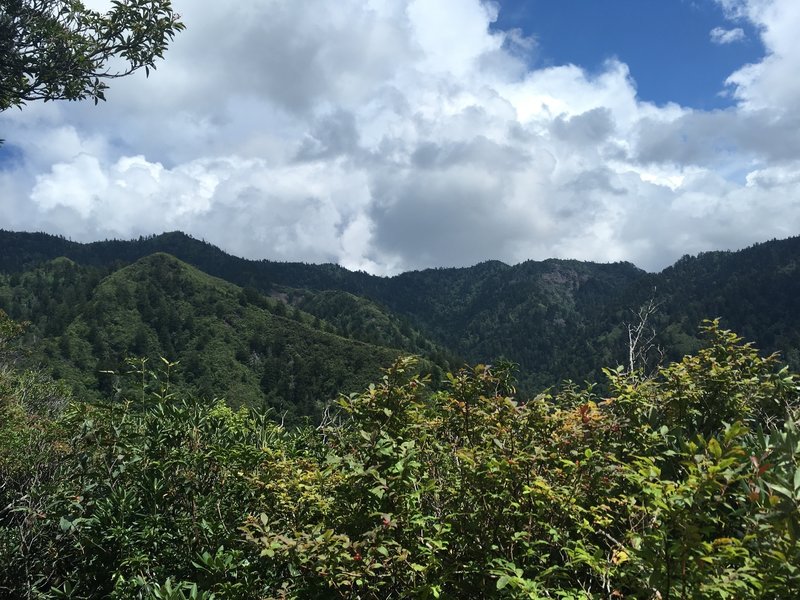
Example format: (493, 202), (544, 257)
(2, 0), (800, 274)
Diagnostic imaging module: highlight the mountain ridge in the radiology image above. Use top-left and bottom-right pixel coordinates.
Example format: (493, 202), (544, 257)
(2, 229), (800, 399)
(1, 251), (411, 420)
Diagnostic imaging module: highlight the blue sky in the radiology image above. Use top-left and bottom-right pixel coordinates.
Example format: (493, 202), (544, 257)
(495, 0), (764, 109)
(2, 0), (800, 274)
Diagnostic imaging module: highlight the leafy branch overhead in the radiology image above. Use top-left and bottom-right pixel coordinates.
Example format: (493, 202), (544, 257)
(0, 0), (184, 111)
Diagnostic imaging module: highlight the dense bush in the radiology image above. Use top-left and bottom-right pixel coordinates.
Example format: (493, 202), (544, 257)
(1, 317), (798, 598)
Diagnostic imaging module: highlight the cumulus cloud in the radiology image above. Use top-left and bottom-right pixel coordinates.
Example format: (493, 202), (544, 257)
(710, 26), (746, 44)
(2, 0), (800, 274)
(721, 0), (800, 111)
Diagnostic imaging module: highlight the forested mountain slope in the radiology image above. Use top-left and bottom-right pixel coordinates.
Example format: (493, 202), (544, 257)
(0, 252), (404, 420)
(397, 259), (645, 383)
(287, 288), (456, 365)
(653, 238), (800, 367)
(2, 229), (800, 393)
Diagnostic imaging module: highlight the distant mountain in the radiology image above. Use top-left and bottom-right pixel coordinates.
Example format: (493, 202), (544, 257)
(0, 252), (405, 420)
(288, 288), (456, 364)
(2, 229), (800, 398)
(656, 239), (800, 362)
(0, 229), (373, 291)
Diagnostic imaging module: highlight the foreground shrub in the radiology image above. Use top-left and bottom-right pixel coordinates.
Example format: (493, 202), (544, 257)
(1, 319), (798, 598)
(244, 322), (800, 598)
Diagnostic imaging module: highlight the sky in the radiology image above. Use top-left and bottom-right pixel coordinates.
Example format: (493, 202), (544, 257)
(1, 0), (799, 275)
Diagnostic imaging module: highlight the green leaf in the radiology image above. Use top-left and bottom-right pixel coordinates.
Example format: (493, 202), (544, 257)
(708, 438), (722, 460)
(767, 482), (794, 498)
(496, 575), (510, 590)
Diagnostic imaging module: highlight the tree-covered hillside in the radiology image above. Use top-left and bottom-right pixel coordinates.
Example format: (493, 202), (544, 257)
(288, 288), (457, 365)
(374, 259), (645, 390)
(0, 252), (409, 421)
(652, 239), (800, 368)
(2, 230), (800, 393)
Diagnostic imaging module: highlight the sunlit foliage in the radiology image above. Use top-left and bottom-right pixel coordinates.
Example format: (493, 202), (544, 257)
(1, 314), (798, 598)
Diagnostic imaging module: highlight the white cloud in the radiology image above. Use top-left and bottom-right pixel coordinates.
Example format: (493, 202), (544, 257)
(710, 26), (746, 44)
(2, 0), (800, 274)
(722, 0), (800, 111)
